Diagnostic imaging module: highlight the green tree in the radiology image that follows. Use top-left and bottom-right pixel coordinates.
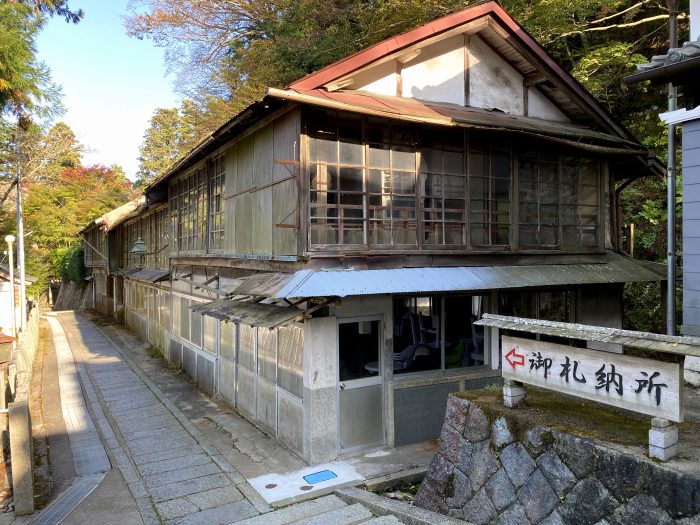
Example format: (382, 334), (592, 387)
(22, 163), (135, 294)
(16, 1), (84, 23)
(135, 99), (212, 185)
(136, 107), (181, 185)
(1, 120), (84, 208)
(0, 2), (53, 116)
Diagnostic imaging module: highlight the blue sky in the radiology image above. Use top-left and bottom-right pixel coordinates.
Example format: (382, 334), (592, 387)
(37, 0), (179, 180)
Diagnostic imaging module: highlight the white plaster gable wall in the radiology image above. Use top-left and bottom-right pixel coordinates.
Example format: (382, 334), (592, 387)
(344, 31), (571, 121)
(401, 35), (466, 106)
(352, 61), (397, 96)
(528, 86), (570, 122)
(468, 35), (524, 115)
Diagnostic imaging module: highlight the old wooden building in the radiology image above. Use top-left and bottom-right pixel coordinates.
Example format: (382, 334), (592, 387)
(82, 2), (665, 463)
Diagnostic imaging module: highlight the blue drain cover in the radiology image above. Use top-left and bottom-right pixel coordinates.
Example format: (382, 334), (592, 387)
(303, 470), (337, 484)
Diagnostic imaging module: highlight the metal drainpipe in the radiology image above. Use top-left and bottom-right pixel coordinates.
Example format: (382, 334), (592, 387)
(667, 0), (679, 335)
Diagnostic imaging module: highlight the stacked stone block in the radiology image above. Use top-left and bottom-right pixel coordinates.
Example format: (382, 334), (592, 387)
(414, 395), (700, 525)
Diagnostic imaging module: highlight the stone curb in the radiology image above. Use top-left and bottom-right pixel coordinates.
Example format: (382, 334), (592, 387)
(362, 467), (427, 493)
(335, 487), (470, 525)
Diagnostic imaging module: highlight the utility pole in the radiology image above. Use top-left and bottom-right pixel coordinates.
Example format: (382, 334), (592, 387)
(15, 118), (27, 332)
(666, 0), (679, 335)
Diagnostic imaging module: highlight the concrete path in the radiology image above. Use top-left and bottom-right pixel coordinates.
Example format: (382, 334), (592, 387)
(51, 312), (262, 524)
(26, 311), (451, 525)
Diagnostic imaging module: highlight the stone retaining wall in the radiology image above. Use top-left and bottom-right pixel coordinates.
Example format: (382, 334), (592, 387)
(11, 304), (40, 400)
(53, 281), (88, 312)
(414, 394), (700, 525)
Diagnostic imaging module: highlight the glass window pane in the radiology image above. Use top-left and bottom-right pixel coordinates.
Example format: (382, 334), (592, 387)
(190, 310), (202, 347)
(278, 324), (303, 398)
(339, 321), (381, 380)
(339, 167), (363, 192)
(310, 137), (336, 163)
(340, 141), (363, 165)
(239, 324), (255, 371)
(180, 297), (190, 342)
(369, 146), (390, 168)
(310, 164), (337, 192)
(392, 148), (415, 171)
(258, 328), (277, 381)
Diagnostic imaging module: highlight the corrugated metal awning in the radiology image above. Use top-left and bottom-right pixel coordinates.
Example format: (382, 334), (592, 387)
(191, 299), (305, 328)
(475, 314), (700, 358)
(129, 269), (170, 283)
(232, 272), (294, 297)
(273, 253), (664, 299)
(112, 267), (140, 277)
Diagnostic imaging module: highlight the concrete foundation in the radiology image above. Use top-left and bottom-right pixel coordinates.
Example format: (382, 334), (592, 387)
(303, 317), (338, 464)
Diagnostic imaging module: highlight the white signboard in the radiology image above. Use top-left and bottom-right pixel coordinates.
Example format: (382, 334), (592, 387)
(501, 336), (684, 422)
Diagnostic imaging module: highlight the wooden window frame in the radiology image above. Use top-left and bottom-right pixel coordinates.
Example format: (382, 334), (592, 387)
(208, 156), (226, 252)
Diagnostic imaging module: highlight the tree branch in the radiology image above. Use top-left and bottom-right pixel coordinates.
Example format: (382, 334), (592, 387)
(584, 1), (654, 28)
(0, 178), (18, 208)
(555, 13), (687, 40)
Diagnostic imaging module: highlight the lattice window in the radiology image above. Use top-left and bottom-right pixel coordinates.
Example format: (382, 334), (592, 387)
(420, 128), (466, 246)
(468, 135), (511, 247)
(518, 151), (600, 249)
(209, 156), (225, 251)
(172, 167), (208, 253)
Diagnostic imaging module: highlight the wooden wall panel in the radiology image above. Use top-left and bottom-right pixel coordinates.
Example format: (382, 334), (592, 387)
(235, 135), (254, 254)
(272, 109), (300, 256)
(252, 125), (274, 255)
(224, 146), (237, 253)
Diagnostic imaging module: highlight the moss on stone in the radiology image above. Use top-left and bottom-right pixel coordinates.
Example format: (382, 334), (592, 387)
(445, 472), (455, 499)
(454, 386), (697, 449)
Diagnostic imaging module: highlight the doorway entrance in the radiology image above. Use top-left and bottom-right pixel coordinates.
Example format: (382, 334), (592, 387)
(337, 318), (384, 451)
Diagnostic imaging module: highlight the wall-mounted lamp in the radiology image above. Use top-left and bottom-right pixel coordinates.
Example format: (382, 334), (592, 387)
(131, 238), (147, 255)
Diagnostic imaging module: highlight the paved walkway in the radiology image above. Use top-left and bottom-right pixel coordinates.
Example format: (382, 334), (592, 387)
(24, 311), (448, 525)
(49, 312), (263, 524)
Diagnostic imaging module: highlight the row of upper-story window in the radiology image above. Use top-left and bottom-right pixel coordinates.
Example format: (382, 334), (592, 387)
(159, 109), (603, 257)
(120, 206), (170, 269)
(305, 108), (602, 252)
(83, 227), (107, 267)
(167, 155), (225, 254)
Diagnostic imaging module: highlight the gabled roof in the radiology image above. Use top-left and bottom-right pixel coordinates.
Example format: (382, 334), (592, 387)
(289, 1), (627, 138)
(145, 1), (661, 194)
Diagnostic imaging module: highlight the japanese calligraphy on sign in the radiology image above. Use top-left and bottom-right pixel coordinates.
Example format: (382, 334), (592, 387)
(502, 336), (683, 422)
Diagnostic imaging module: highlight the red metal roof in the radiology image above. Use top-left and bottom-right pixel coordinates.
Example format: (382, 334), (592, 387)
(289, 2), (497, 91)
(288, 1), (622, 137)
(268, 88), (640, 148)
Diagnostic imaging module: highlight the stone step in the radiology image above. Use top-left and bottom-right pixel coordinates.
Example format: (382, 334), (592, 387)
(336, 487), (465, 525)
(293, 503), (373, 525)
(359, 516), (402, 524)
(236, 495), (347, 525)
